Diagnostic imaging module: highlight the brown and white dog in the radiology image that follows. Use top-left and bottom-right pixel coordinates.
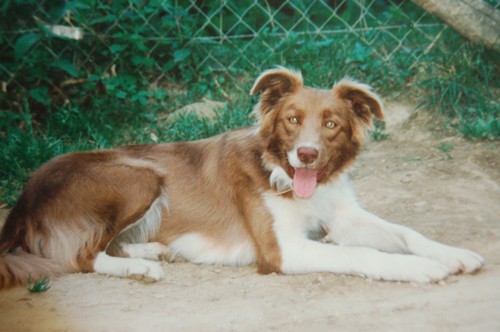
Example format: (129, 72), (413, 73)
(0, 67), (483, 288)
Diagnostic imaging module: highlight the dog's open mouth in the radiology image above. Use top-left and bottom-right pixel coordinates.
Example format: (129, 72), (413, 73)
(287, 165), (325, 199)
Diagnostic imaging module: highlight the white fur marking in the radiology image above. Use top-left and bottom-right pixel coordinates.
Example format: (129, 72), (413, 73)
(169, 233), (256, 266)
(119, 157), (167, 175)
(93, 252), (164, 281)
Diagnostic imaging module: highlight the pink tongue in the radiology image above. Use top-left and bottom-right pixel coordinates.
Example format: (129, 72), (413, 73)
(292, 168), (318, 199)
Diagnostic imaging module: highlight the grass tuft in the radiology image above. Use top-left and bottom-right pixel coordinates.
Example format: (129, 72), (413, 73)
(370, 120), (389, 142)
(27, 276), (51, 293)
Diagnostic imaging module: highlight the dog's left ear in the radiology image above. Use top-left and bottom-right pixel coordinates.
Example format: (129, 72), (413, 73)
(333, 79), (384, 124)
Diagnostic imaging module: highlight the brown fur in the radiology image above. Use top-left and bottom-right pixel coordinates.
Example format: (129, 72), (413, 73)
(0, 67), (382, 289)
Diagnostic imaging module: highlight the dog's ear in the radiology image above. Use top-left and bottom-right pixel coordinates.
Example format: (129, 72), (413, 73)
(333, 79), (384, 124)
(251, 67), (303, 96)
(250, 67), (303, 115)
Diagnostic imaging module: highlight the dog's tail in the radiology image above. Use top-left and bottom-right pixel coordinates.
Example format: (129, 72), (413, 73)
(0, 248), (63, 289)
(0, 200), (64, 290)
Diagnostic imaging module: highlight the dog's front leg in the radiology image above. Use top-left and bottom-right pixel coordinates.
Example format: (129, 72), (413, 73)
(277, 237), (450, 283)
(328, 207), (484, 275)
(266, 195), (449, 283)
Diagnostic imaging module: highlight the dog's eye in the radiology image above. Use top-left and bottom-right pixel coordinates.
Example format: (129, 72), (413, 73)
(289, 116), (299, 124)
(324, 121), (335, 129)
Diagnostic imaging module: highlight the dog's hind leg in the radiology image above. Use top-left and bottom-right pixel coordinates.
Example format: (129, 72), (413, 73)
(93, 252), (164, 282)
(105, 193), (169, 262)
(0, 154), (170, 288)
(96, 193), (169, 280)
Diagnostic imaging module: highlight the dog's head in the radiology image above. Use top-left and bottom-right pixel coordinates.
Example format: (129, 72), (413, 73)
(251, 67), (383, 199)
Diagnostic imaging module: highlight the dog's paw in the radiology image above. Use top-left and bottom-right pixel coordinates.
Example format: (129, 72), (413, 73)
(430, 247), (484, 275)
(127, 259), (164, 283)
(367, 254), (449, 283)
(402, 257), (449, 283)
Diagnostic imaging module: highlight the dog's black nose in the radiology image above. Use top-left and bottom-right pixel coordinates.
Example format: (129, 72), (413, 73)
(297, 147), (318, 164)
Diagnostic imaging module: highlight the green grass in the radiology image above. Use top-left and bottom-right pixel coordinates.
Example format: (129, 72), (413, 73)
(416, 35), (499, 140)
(370, 120), (390, 142)
(0, 93), (166, 205)
(27, 276), (51, 293)
(438, 142), (454, 160)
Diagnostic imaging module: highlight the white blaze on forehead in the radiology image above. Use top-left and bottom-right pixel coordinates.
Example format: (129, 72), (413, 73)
(298, 114), (322, 144)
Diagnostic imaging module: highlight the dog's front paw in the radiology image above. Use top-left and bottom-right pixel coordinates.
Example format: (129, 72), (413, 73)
(431, 247), (484, 275)
(388, 255), (449, 283)
(365, 254), (449, 283)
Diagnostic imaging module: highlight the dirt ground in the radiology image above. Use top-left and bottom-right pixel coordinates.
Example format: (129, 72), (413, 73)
(1, 102), (499, 332)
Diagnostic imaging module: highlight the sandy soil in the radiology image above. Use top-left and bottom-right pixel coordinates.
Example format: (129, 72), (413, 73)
(1, 102), (499, 332)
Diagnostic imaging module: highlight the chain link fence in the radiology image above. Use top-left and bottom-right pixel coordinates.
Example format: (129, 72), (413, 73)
(184, 0), (446, 71)
(1, 0), (497, 109)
